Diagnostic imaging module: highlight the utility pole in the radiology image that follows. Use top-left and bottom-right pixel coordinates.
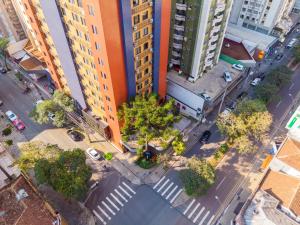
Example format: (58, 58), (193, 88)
(218, 84), (228, 115)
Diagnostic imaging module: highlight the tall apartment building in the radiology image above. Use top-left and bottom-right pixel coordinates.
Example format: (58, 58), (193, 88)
(168, 0), (233, 81)
(21, 0), (171, 149)
(229, 0), (295, 35)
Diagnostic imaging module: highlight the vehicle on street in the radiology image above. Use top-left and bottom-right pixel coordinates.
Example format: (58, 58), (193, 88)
(236, 91), (248, 100)
(251, 78), (261, 86)
(275, 54), (283, 61)
(13, 119), (25, 130)
(223, 71), (233, 82)
(227, 101), (237, 110)
(286, 38), (297, 48)
(35, 100), (44, 105)
(5, 110), (17, 122)
(199, 130), (211, 143)
(220, 108), (232, 118)
(232, 64), (244, 71)
(86, 148), (101, 160)
(67, 129), (83, 142)
(0, 67), (7, 74)
(258, 73), (265, 80)
(200, 92), (212, 101)
(28, 73), (46, 81)
(48, 112), (55, 121)
(0, 100), (3, 106)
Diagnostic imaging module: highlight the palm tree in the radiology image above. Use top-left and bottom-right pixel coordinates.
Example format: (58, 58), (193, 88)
(0, 38), (9, 70)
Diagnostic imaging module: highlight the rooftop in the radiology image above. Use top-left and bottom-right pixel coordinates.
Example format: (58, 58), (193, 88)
(221, 38), (253, 61)
(276, 138), (300, 172)
(0, 174), (57, 225)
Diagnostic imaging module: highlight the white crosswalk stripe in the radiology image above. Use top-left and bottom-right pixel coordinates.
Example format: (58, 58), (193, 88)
(183, 199), (195, 215)
(119, 185), (132, 198)
(110, 193), (124, 207)
(188, 202), (200, 219)
(97, 205), (111, 220)
(93, 209), (107, 225)
(153, 176), (166, 190)
(170, 188), (183, 204)
(157, 179), (170, 193)
(161, 182), (174, 196)
(106, 197), (120, 211)
(114, 189), (128, 202)
(206, 214), (215, 225)
(166, 185), (178, 200)
(198, 211), (210, 225)
(102, 201), (116, 215)
(122, 182), (136, 194)
(193, 206), (205, 223)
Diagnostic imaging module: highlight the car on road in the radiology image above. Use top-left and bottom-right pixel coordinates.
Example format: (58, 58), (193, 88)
(232, 64), (244, 71)
(200, 92), (212, 101)
(28, 73), (46, 81)
(286, 38), (297, 48)
(223, 71), (233, 82)
(237, 91), (248, 100)
(251, 78), (261, 86)
(0, 67), (7, 74)
(13, 119), (25, 131)
(227, 101), (237, 110)
(86, 148), (101, 160)
(35, 100), (44, 105)
(5, 110), (17, 122)
(275, 54), (283, 61)
(258, 73), (265, 80)
(199, 130), (211, 143)
(67, 129), (83, 142)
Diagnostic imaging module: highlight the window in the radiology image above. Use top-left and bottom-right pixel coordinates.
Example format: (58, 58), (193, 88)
(103, 84), (108, 90)
(81, 17), (86, 25)
(144, 56), (149, 63)
(135, 31), (141, 40)
(101, 72), (107, 79)
(95, 42), (100, 50)
(109, 115), (114, 121)
(137, 83), (142, 90)
(142, 11), (148, 20)
(143, 27), (148, 36)
(133, 0), (139, 6)
(105, 96), (111, 101)
(137, 73), (142, 80)
(240, 14), (244, 19)
(134, 15), (140, 25)
(85, 34), (90, 41)
(144, 68), (149, 75)
(145, 79), (149, 85)
(98, 58), (104, 66)
(136, 60), (141, 67)
(92, 25), (98, 34)
(143, 42), (149, 50)
(135, 46), (141, 55)
(88, 5), (95, 16)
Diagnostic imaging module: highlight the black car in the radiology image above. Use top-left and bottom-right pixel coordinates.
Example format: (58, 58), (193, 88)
(67, 130), (83, 142)
(199, 130), (211, 143)
(236, 91), (248, 100)
(0, 67), (7, 74)
(275, 54), (283, 61)
(258, 73), (265, 80)
(227, 101), (237, 110)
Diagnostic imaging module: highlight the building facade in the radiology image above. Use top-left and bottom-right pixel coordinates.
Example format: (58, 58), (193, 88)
(20, 0), (171, 150)
(168, 0), (233, 81)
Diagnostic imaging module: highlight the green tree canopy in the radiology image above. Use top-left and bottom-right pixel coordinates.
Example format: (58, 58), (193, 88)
(293, 44), (300, 62)
(266, 66), (292, 88)
(180, 157), (215, 196)
(0, 37), (9, 69)
(254, 82), (279, 104)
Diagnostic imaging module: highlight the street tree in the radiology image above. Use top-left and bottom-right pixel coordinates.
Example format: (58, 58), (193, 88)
(172, 135), (186, 155)
(118, 95), (183, 152)
(0, 37), (9, 70)
(180, 157), (215, 196)
(293, 44), (300, 62)
(266, 66), (292, 88)
(254, 82), (279, 104)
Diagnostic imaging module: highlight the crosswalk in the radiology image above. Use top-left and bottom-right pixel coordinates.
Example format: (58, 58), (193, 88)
(92, 182), (136, 225)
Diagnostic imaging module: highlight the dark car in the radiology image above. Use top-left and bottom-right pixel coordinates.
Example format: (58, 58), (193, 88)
(258, 73), (265, 80)
(275, 54), (283, 61)
(227, 101), (237, 110)
(236, 91), (248, 100)
(67, 129), (83, 142)
(199, 130), (211, 143)
(0, 67), (7, 74)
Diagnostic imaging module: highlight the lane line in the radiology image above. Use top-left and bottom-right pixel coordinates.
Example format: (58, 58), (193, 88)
(193, 206), (205, 223)
(161, 182), (174, 196)
(102, 201), (116, 215)
(106, 197), (120, 211)
(199, 211), (210, 225)
(157, 179), (170, 193)
(166, 185), (178, 200)
(122, 182), (136, 194)
(188, 202), (200, 219)
(276, 100), (282, 108)
(114, 189), (128, 202)
(110, 193), (124, 207)
(216, 177), (226, 190)
(97, 205), (111, 220)
(119, 185), (132, 198)
(170, 189), (183, 204)
(206, 215), (215, 225)
(183, 199), (195, 215)
(153, 176), (165, 190)
(93, 209), (107, 225)
(289, 82), (295, 90)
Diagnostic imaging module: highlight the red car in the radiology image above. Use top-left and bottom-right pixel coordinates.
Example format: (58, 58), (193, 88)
(13, 119), (25, 131)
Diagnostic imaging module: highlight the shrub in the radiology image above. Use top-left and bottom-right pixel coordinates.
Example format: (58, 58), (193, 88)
(104, 152), (113, 161)
(136, 157), (157, 169)
(2, 127), (12, 136)
(5, 139), (13, 146)
(15, 72), (22, 81)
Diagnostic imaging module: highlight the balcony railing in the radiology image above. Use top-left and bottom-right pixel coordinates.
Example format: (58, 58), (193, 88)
(172, 51), (181, 57)
(175, 14), (186, 22)
(173, 43), (183, 49)
(174, 24), (185, 32)
(215, 3), (225, 15)
(171, 58), (180, 65)
(173, 34), (184, 40)
(176, 3), (187, 11)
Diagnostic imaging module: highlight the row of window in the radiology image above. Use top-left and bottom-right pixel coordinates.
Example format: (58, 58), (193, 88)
(133, 10), (150, 25)
(134, 26), (150, 41)
(132, 0), (149, 7)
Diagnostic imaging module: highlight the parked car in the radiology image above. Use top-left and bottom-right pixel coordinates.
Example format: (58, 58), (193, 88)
(236, 91), (248, 100)
(67, 129), (83, 142)
(86, 148), (101, 160)
(5, 110), (17, 122)
(199, 130), (211, 143)
(28, 73), (46, 81)
(251, 78), (261, 86)
(275, 54), (283, 61)
(220, 108), (232, 118)
(227, 101), (237, 110)
(48, 112), (55, 121)
(232, 64), (244, 71)
(258, 73), (265, 80)
(200, 93), (212, 101)
(13, 119), (25, 130)
(286, 38), (297, 48)
(35, 100), (44, 105)
(0, 67), (7, 74)
(223, 71), (233, 82)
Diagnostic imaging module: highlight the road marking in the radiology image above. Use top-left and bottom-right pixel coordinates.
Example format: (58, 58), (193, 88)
(170, 188), (183, 204)
(119, 185), (132, 198)
(122, 182), (136, 194)
(276, 100), (282, 108)
(106, 197), (120, 211)
(216, 177), (226, 190)
(93, 209), (107, 225)
(188, 202), (200, 219)
(97, 205), (111, 220)
(198, 211), (210, 225)
(206, 215), (215, 225)
(193, 206), (205, 223)
(102, 201), (115, 215)
(153, 176), (165, 190)
(183, 199), (195, 215)
(110, 193), (124, 206)
(114, 189), (128, 202)
(166, 185), (178, 200)
(161, 182), (174, 196)
(157, 179), (170, 193)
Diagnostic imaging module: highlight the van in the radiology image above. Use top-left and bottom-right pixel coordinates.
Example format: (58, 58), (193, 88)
(286, 38), (297, 48)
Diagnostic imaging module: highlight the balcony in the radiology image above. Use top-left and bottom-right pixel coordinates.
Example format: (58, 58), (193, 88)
(174, 24), (185, 32)
(215, 3), (225, 15)
(171, 58), (180, 65)
(206, 52), (215, 59)
(175, 14), (186, 22)
(173, 43), (183, 49)
(210, 34), (219, 42)
(213, 14), (223, 25)
(204, 60), (213, 68)
(207, 43), (217, 51)
(176, 3), (187, 11)
(172, 51), (181, 57)
(173, 34), (184, 41)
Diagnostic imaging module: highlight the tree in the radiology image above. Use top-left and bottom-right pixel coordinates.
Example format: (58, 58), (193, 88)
(266, 66), (292, 88)
(172, 135), (186, 155)
(294, 44), (300, 62)
(34, 149), (92, 200)
(254, 82), (279, 104)
(0, 38), (9, 70)
(52, 90), (75, 112)
(180, 157), (215, 196)
(118, 95), (183, 152)
(235, 99), (267, 116)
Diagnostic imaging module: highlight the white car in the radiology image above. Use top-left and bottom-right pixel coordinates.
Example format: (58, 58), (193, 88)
(5, 110), (18, 122)
(220, 108), (232, 118)
(35, 100), (44, 105)
(48, 112), (55, 121)
(232, 64), (244, 71)
(251, 78), (261, 86)
(200, 93), (212, 101)
(86, 148), (101, 160)
(223, 71), (233, 82)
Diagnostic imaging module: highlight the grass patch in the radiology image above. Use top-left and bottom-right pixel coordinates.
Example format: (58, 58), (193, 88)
(104, 152), (113, 161)
(2, 127), (12, 136)
(135, 157), (157, 169)
(5, 139), (13, 146)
